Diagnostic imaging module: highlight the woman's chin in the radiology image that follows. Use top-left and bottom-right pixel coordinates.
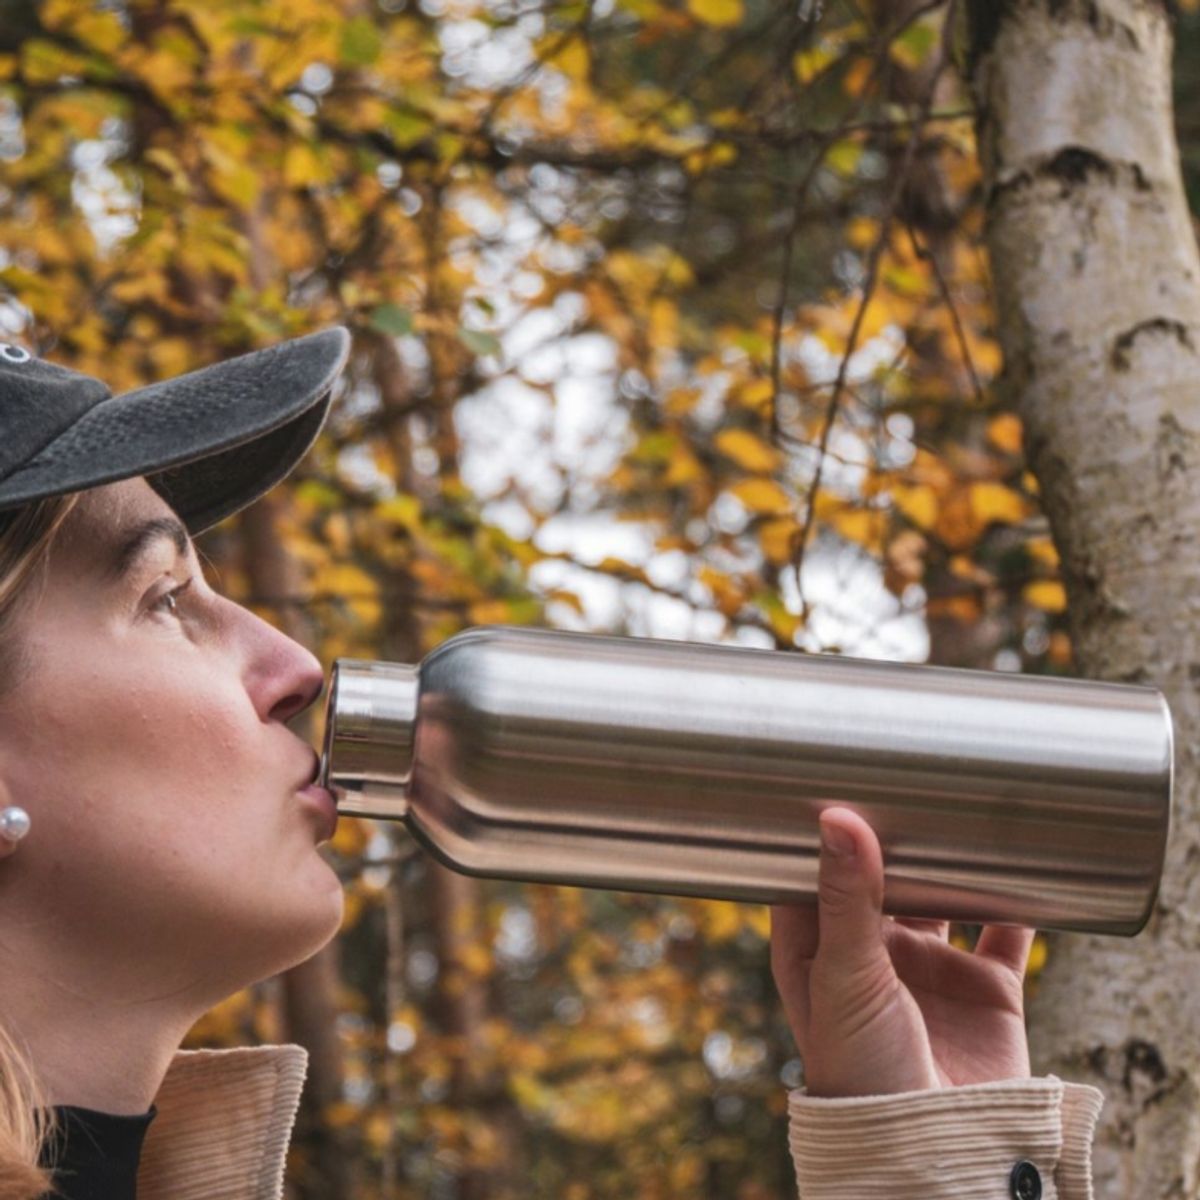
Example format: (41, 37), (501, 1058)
(273, 853), (346, 948)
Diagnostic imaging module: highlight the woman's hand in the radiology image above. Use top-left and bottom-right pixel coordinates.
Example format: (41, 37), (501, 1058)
(769, 806), (1036, 1098)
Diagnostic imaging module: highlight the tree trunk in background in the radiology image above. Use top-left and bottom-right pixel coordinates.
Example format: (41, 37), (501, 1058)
(969, 3), (1200, 1195)
(230, 134), (357, 1200)
(875, 0), (1003, 671)
(370, 331), (421, 1199)
(240, 495), (357, 1200)
(369, 330), (504, 1198)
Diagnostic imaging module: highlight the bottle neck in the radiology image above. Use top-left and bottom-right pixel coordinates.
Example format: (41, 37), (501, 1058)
(319, 658), (418, 821)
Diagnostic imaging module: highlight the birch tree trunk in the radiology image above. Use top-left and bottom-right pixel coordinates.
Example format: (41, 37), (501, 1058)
(968, 3), (1200, 1195)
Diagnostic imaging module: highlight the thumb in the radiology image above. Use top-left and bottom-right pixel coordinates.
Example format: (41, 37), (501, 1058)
(815, 808), (888, 975)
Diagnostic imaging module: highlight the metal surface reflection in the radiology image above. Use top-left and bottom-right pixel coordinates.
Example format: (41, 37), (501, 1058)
(320, 625), (1173, 936)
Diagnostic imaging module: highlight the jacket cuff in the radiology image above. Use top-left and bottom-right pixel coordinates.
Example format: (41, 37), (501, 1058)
(786, 1075), (1105, 1199)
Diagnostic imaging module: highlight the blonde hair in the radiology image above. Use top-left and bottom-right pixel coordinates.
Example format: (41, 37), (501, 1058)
(0, 491), (82, 1198)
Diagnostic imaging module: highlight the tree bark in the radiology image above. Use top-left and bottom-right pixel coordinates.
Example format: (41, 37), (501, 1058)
(874, 0), (1003, 671)
(368, 330), (508, 1197)
(968, 2), (1200, 1195)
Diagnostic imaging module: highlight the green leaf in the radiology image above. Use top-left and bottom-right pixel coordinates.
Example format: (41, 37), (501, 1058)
(629, 431), (676, 464)
(505, 596), (542, 624)
(369, 303), (413, 336)
(826, 138), (863, 177)
(375, 493), (422, 528)
(293, 479), (343, 509)
(384, 109), (433, 149)
(340, 17), (382, 67)
(457, 328), (501, 357)
(890, 18), (939, 70)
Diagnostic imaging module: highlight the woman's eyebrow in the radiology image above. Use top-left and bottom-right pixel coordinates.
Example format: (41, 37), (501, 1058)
(102, 516), (192, 584)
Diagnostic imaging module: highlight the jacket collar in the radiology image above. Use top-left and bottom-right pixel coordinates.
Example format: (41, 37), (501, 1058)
(137, 1043), (308, 1200)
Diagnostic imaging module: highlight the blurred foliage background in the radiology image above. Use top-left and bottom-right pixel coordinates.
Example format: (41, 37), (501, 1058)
(2, 0), (1199, 1196)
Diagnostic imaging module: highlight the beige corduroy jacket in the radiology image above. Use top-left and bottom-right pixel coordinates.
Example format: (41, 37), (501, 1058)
(135, 1044), (308, 1200)
(137, 1044), (1106, 1200)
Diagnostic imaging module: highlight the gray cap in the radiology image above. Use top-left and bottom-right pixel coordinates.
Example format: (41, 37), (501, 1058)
(0, 326), (351, 535)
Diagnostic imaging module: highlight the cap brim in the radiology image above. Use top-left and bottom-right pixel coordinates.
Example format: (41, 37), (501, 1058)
(0, 327), (350, 535)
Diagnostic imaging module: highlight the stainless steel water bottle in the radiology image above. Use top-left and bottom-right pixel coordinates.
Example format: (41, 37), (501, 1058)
(317, 624), (1173, 936)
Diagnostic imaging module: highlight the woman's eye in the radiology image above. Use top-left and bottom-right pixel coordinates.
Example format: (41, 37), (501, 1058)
(150, 577), (195, 619)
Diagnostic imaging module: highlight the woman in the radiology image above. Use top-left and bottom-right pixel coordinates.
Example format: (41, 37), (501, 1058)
(0, 327), (1101, 1200)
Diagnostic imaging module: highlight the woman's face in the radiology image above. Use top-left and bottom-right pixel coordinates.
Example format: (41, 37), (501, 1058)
(0, 477), (343, 1010)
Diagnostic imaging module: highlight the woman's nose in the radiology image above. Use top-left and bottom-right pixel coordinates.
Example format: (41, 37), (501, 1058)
(270, 653), (326, 727)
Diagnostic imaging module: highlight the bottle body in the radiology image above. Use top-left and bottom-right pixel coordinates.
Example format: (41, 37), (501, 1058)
(320, 624), (1173, 936)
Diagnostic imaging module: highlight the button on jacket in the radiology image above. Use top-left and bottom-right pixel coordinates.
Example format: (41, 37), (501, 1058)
(789, 1075), (1104, 1199)
(82, 1043), (1104, 1200)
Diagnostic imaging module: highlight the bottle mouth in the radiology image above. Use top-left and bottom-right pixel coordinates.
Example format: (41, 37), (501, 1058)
(317, 666), (337, 791)
(319, 658), (418, 821)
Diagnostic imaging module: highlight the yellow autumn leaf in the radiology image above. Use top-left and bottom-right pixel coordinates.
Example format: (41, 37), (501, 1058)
(647, 295), (678, 348)
(545, 38), (589, 81)
(1028, 934), (1048, 975)
(892, 483), (938, 530)
(826, 138), (863, 177)
(688, 0), (743, 26)
(1048, 631), (1073, 665)
(316, 561), (379, 597)
(986, 413), (1023, 455)
(322, 1100), (363, 1130)
(330, 813), (371, 859)
(469, 599), (511, 624)
(664, 442), (706, 486)
(122, 44), (196, 101)
(969, 330), (1004, 376)
(758, 517), (799, 565)
(714, 427), (783, 472)
(927, 593), (981, 622)
(547, 588), (585, 616)
(459, 941), (492, 977)
(842, 54), (873, 97)
(845, 215), (879, 249)
(62, 10), (126, 55)
(596, 556), (652, 584)
(728, 478), (791, 514)
(698, 565), (746, 617)
(283, 143), (329, 188)
(364, 1110), (394, 1151)
(1026, 537), (1060, 568)
(1023, 580), (1067, 612)
(202, 145), (260, 209)
(20, 38), (89, 85)
(665, 387), (701, 415)
(375, 494), (422, 529)
(694, 899), (741, 941)
(757, 591), (801, 642)
(831, 506), (889, 552)
(734, 377), (774, 414)
(793, 45), (833, 84)
(744, 906), (771, 939)
(968, 481), (1028, 527)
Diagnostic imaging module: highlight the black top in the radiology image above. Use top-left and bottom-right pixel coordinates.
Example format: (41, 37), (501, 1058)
(37, 1104), (157, 1200)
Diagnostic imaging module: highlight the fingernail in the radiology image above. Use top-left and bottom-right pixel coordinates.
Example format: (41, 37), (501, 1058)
(821, 822), (856, 859)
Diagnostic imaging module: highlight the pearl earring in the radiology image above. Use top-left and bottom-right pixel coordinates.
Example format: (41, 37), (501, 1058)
(0, 806), (30, 843)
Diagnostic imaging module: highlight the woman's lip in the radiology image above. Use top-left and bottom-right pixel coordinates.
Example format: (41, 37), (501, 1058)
(298, 783), (339, 842)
